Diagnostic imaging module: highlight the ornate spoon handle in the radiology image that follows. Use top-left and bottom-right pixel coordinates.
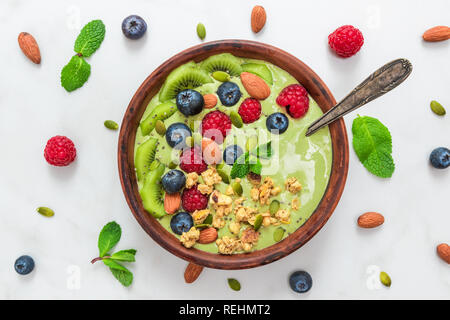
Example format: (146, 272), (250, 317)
(305, 58), (413, 136)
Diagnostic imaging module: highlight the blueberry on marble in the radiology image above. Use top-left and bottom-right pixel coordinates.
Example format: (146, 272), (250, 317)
(165, 123), (191, 149)
(122, 15), (147, 39)
(176, 89), (204, 116)
(14, 255), (35, 275)
(289, 271), (312, 293)
(162, 169), (186, 194)
(170, 212), (193, 235)
(266, 112), (289, 134)
(430, 147), (450, 169)
(217, 82), (241, 106)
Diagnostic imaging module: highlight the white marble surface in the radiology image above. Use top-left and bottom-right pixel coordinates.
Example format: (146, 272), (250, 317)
(0, 0), (449, 299)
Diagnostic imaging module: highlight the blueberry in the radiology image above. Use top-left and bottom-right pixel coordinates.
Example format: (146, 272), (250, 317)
(176, 89), (204, 116)
(122, 15), (147, 39)
(223, 145), (243, 165)
(217, 82), (241, 106)
(289, 271), (312, 293)
(170, 212), (193, 235)
(162, 169), (186, 194)
(165, 123), (191, 149)
(430, 147), (450, 169)
(266, 112), (289, 134)
(14, 255), (35, 275)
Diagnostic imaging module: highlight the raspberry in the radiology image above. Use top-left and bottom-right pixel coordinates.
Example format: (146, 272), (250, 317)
(238, 98), (261, 124)
(201, 110), (231, 144)
(179, 146), (207, 174)
(181, 185), (208, 213)
(276, 84), (310, 119)
(328, 25), (364, 58)
(44, 135), (76, 166)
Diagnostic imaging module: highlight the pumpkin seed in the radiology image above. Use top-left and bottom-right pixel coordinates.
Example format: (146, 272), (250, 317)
(204, 214), (213, 225)
(216, 162), (225, 170)
(253, 213), (263, 231)
(217, 168), (230, 184)
(227, 278), (241, 291)
(104, 120), (119, 130)
(194, 223), (209, 229)
(269, 200), (280, 215)
(185, 136), (195, 148)
(380, 271), (391, 287)
(36, 206), (54, 217)
(273, 227), (285, 242)
(430, 100), (446, 116)
(230, 111), (243, 128)
(212, 71), (231, 82)
(168, 161), (178, 169)
(232, 181), (243, 196)
(196, 23), (206, 40)
(155, 120), (166, 135)
(245, 135), (258, 152)
(188, 119), (196, 132)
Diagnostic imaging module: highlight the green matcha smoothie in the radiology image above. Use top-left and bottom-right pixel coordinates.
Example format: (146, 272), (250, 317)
(134, 56), (332, 254)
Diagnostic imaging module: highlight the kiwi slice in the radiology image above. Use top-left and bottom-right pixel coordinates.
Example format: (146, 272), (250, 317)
(159, 63), (213, 102)
(140, 160), (166, 218)
(140, 101), (177, 136)
(200, 53), (243, 76)
(135, 137), (158, 181)
(241, 63), (273, 85)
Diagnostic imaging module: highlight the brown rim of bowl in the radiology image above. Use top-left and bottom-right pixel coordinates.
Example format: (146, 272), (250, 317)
(118, 39), (349, 270)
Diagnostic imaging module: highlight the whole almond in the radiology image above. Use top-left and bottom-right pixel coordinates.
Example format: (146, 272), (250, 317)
(198, 227), (218, 244)
(164, 192), (181, 214)
(422, 26), (450, 42)
(357, 212), (384, 228)
(184, 263), (204, 283)
(18, 32), (41, 64)
(203, 94), (217, 109)
(436, 243), (450, 264)
(240, 72), (271, 100)
(251, 5), (266, 33)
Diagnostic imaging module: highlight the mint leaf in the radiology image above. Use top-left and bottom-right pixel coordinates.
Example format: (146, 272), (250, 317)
(249, 158), (262, 175)
(74, 20), (105, 57)
(60, 55), (91, 92)
(103, 259), (133, 287)
(110, 249), (137, 262)
(251, 141), (272, 159)
(98, 221), (121, 257)
(230, 153), (250, 179)
(352, 116), (395, 178)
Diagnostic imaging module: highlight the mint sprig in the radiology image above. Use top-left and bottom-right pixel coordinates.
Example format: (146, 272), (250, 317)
(61, 19), (105, 92)
(91, 221), (136, 287)
(352, 115), (395, 178)
(230, 142), (271, 179)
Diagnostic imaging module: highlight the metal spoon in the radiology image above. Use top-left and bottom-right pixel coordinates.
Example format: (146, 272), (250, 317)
(305, 58), (413, 136)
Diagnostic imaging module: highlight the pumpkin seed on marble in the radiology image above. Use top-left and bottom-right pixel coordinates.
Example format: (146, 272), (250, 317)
(232, 181), (243, 195)
(253, 213), (263, 231)
(104, 120), (119, 130)
(230, 111), (243, 128)
(273, 227), (285, 242)
(227, 278), (241, 291)
(380, 271), (391, 287)
(155, 120), (166, 135)
(430, 100), (446, 116)
(196, 23), (206, 40)
(37, 206), (54, 217)
(269, 200), (280, 215)
(212, 71), (230, 82)
(217, 168), (230, 184)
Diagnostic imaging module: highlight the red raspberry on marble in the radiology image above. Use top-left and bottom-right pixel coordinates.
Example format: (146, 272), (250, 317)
(179, 146), (207, 174)
(276, 84), (309, 119)
(181, 185), (208, 213)
(238, 98), (261, 124)
(44, 135), (76, 167)
(201, 110), (231, 144)
(328, 25), (364, 58)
